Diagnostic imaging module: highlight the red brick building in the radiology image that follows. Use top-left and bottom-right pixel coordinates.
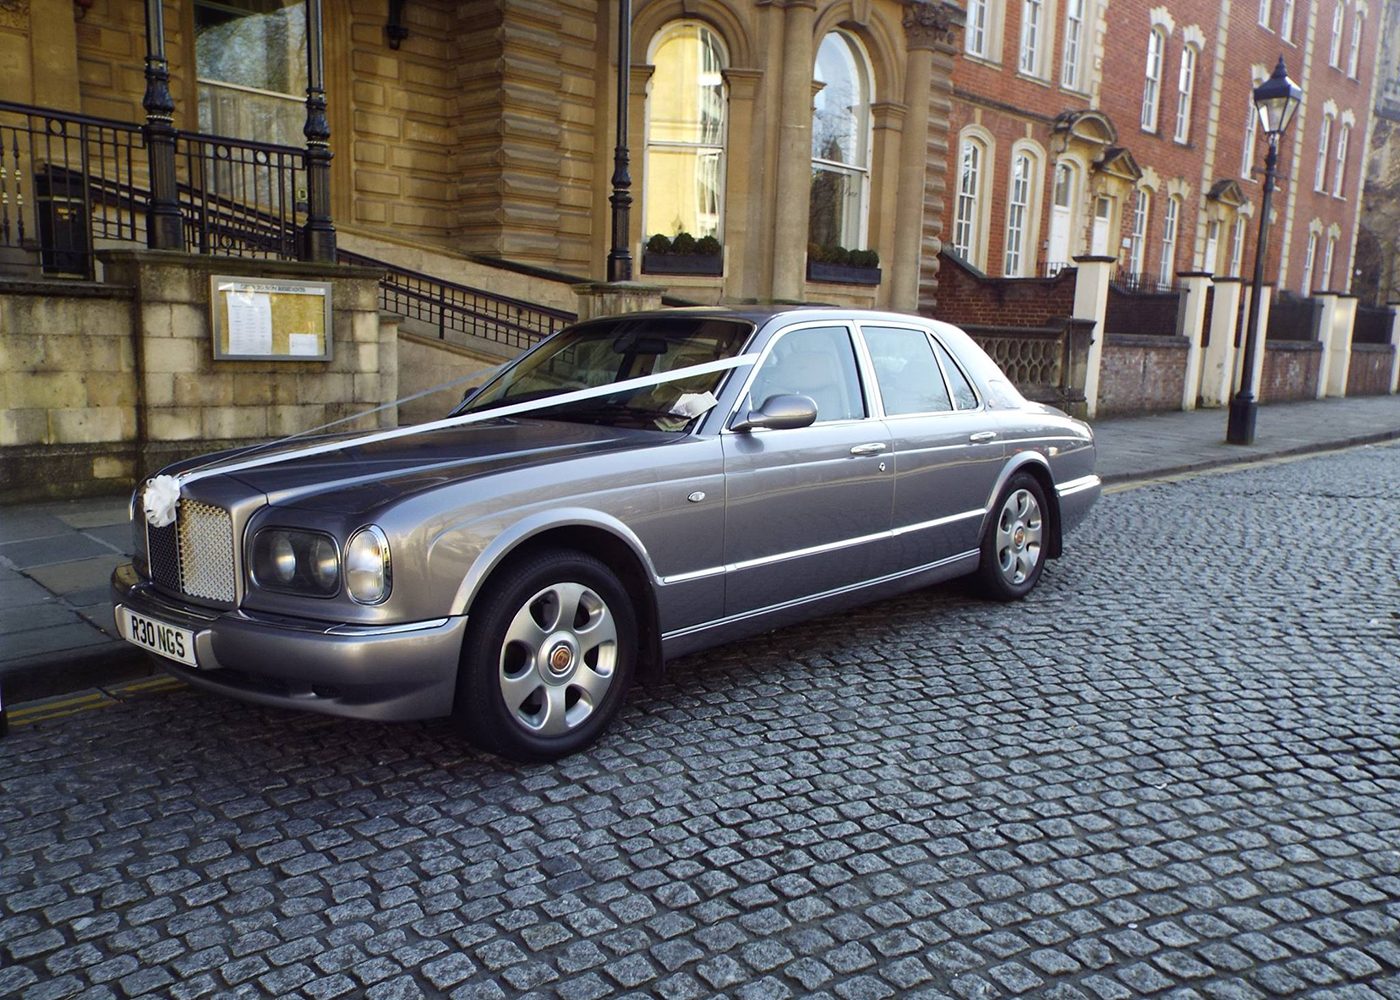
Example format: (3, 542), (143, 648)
(941, 0), (1382, 295)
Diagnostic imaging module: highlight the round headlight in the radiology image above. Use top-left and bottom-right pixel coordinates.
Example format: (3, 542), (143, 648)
(271, 536), (297, 582)
(309, 536), (339, 592)
(345, 526), (391, 604)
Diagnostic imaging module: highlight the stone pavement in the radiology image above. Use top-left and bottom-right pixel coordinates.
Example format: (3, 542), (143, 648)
(1, 394), (1398, 712)
(1, 442), (1398, 1000)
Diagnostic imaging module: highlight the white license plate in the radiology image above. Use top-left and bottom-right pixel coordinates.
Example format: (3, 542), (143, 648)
(122, 609), (198, 667)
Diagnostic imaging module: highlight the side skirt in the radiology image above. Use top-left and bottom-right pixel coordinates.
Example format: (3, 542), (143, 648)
(659, 550), (979, 662)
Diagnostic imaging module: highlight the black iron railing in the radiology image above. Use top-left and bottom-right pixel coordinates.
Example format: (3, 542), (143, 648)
(0, 101), (577, 355)
(0, 100), (146, 278)
(340, 250), (575, 352)
(177, 130), (306, 260)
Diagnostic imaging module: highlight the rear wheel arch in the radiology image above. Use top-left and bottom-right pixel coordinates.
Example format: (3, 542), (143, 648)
(986, 456), (1062, 560)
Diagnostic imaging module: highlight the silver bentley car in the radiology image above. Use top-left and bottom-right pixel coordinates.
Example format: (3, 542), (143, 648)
(112, 307), (1100, 760)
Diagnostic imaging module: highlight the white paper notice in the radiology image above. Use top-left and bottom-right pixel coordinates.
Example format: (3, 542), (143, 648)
(226, 291), (273, 355)
(288, 333), (320, 357)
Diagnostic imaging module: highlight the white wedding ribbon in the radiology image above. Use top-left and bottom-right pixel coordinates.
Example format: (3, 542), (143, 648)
(159, 353), (757, 495)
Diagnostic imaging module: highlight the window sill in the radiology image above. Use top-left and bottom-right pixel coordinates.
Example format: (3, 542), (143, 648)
(641, 253), (724, 277)
(807, 262), (882, 286)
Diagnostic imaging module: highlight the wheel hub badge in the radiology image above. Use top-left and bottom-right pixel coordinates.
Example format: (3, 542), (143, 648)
(1013, 526), (1025, 548)
(548, 643), (574, 676)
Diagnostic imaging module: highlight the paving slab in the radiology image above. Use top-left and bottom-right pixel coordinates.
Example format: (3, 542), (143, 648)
(0, 533), (117, 569)
(0, 510), (70, 544)
(51, 499), (131, 529)
(82, 523), (135, 554)
(0, 576), (52, 609)
(23, 553), (126, 597)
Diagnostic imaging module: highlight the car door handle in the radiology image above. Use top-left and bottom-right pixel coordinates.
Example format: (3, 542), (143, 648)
(849, 442), (888, 456)
(968, 431), (998, 443)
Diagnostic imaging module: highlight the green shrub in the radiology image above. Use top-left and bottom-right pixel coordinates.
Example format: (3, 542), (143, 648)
(696, 235), (722, 256)
(671, 231), (699, 255)
(849, 248), (880, 268)
(646, 233), (673, 254)
(829, 246), (852, 266)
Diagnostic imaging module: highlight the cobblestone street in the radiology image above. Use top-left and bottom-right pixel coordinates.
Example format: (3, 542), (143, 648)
(2, 443), (1398, 1000)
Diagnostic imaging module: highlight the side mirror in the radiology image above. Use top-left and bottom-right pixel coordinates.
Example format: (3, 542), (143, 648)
(731, 393), (819, 432)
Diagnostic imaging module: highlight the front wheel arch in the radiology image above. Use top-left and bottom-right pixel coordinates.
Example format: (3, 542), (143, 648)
(982, 457), (1062, 560)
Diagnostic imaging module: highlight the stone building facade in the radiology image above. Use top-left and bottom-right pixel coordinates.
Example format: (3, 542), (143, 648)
(1355, 0), (1400, 305)
(942, 0), (1382, 296)
(0, 0), (965, 310)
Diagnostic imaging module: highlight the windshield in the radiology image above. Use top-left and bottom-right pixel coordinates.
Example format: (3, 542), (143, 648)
(456, 316), (755, 431)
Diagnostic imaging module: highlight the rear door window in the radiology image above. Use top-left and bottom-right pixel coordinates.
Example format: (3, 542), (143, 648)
(862, 326), (954, 416)
(930, 338), (980, 410)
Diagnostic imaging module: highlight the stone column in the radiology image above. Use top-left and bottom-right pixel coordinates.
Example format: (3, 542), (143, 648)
(573, 281), (666, 320)
(1313, 292), (1340, 400)
(1199, 277), (1242, 408)
(722, 68), (763, 301)
(891, 3), (949, 312)
(1388, 303), (1400, 394)
(1176, 271), (1212, 411)
(869, 102), (906, 308)
(919, 3), (963, 313)
(628, 65), (654, 265)
(1324, 295), (1358, 397)
(28, 0), (81, 110)
(1071, 256), (1115, 419)
(1234, 284), (1272, 401)
(771, 0), (817, 302)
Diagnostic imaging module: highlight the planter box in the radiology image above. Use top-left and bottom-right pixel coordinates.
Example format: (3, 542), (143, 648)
(642, 252), (723, 276)
(807, 261), (881, 286)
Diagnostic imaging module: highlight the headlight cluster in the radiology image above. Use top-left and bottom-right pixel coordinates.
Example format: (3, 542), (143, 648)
(344, 526), (392, 605)
(251, 529), (341, 597)
(249, 526), (392, 603)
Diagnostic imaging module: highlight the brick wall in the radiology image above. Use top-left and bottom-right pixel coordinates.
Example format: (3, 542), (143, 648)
(1260, 341), (1322, 402)
(1095, 334), (1189, 417)
(934, 252), (1077, 328)
(1345, 345), (1397, 396)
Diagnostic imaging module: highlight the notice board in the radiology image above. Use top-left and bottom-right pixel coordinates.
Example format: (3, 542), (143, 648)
(210, 276), (334, 361)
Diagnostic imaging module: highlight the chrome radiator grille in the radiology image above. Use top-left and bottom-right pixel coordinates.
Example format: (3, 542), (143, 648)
(146, 501), (237, 602)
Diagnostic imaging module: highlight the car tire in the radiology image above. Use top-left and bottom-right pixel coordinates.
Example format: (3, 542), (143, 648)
(976, 472), (1049, 601)
(456, 550), (636, 762)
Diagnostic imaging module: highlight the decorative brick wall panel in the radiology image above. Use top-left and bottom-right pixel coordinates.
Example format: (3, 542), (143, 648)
(934, 252), (1077, 327)
(1345, 345), (1396, 396)
(1095, 334), (1189, 417)
(1260, 341), (1322, 402)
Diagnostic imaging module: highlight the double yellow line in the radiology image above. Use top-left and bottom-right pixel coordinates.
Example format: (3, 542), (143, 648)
(5, 675), (184, 729)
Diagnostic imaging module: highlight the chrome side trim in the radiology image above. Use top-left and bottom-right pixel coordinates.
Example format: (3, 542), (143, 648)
(1055, 475), (1102, 498)
(662, 549), (979, 641)
(657, 507), (984, 585)
(326, 618), (453, 637)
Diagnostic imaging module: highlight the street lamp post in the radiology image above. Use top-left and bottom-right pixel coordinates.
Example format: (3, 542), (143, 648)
(1227, 57), (1303, 445)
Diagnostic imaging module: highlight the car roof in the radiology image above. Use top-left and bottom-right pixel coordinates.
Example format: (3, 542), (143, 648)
(586, 305), (953, 328)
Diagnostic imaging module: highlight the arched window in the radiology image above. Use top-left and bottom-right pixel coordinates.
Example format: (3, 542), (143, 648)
(1332, 122), (1351, 198)
(1062, 0), (1086, 90)
(1141, 28), (1166, 132)
(1347, 12), (1363, 77)
(1329, 3), (1344, 67)
(1046, 160), (1079, 273)
(644, 23), (728, 246)
(1229, 216), (1245, 276)
(1003, 151), (1035, 275)
(1174, 45), (1198, 144)
(1301, 231), (1317, 293)
(952, 136), (987, 264)
(1128, 189), (1150, 278)
(1314, 112), (1334, 191)
(810, 32), (873, 252)
(1157, 195), (1180, 288)
(1322, 234), (1337, 289)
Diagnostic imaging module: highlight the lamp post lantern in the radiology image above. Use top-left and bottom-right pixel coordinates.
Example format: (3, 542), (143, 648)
(1227, 57), (1302, 445)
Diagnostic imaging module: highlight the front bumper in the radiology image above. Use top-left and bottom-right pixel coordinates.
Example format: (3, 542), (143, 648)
(111, 563), (468, 722)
